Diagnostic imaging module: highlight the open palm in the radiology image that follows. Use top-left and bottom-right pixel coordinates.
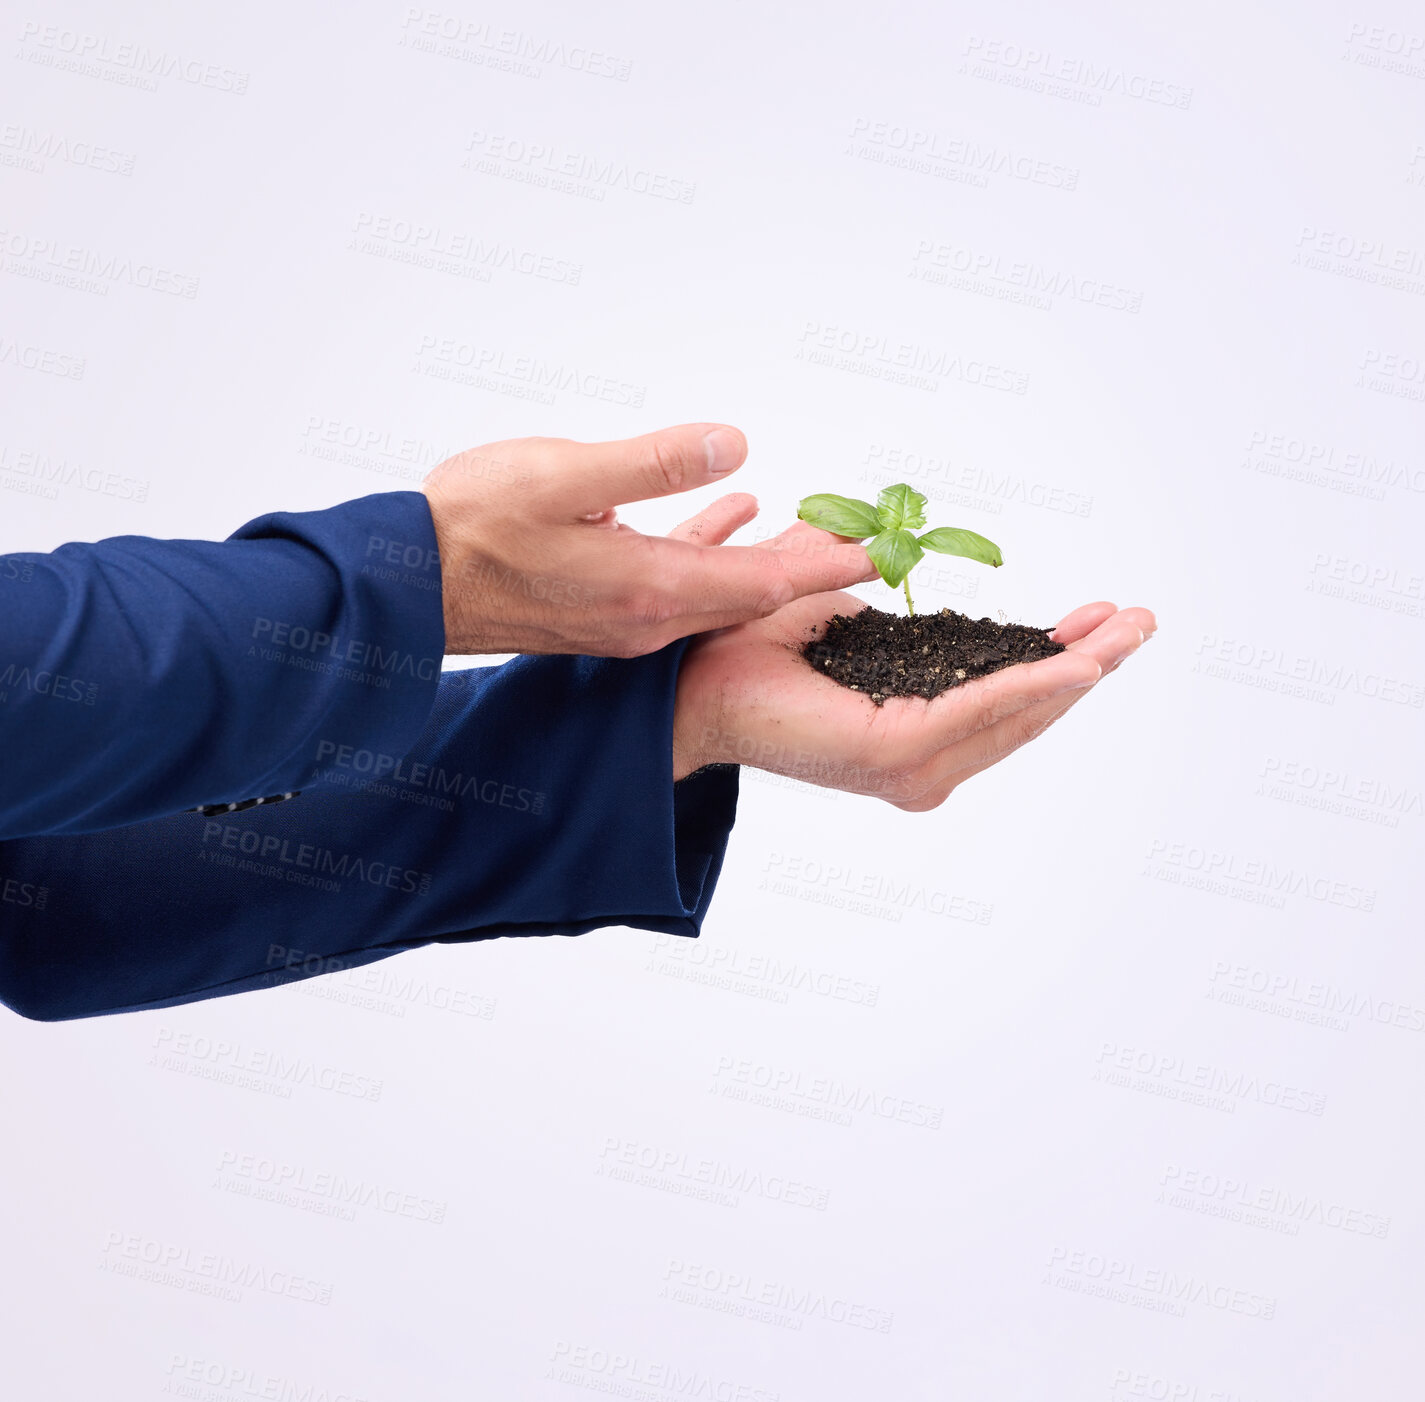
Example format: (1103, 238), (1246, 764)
(668, 511), (1154, 808)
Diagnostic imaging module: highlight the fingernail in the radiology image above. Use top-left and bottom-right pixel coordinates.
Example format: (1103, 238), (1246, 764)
(703, 428), (741, 476)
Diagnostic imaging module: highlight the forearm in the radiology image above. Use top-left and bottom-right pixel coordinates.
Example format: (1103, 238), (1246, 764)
(0, 493), (445, 838)
(0, 645), (738, 1021)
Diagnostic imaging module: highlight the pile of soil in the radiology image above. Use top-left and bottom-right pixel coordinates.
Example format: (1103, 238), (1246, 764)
(802, 607), (1064, 704)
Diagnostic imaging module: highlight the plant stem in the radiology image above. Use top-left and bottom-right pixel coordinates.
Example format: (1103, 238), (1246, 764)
(903, 577), (916, 616)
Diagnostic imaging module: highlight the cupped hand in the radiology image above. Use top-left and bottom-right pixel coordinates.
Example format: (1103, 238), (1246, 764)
(420, 425), (876, 655)
(671, 528), (1155, 804)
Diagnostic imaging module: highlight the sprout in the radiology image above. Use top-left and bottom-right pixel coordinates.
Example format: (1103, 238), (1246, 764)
(797, 483), (1002, 615)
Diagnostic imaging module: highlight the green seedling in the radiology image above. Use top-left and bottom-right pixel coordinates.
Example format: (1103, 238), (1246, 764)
(797, 483), (1002, 616)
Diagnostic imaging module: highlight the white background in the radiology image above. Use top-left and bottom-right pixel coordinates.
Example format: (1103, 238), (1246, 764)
(2, 2), (1423, 1398)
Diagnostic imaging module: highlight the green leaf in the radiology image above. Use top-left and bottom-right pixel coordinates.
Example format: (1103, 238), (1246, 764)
(875, 483), (928, 532)
(796, 493), (883, 539)
(917, 526), (1003, 568)
(865, 529), (924, 589)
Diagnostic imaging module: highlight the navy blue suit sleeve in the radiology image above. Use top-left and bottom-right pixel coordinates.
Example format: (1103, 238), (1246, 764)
(0, 643), (740, 1021)
(0, 492), (446, 838)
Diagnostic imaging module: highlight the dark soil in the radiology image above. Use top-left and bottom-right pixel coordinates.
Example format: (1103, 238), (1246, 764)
(802, 607), (1064, 704)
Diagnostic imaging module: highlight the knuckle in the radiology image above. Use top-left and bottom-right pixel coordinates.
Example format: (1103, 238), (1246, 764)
(1025, 708), (1055, 742)
(624, 587), (674, 630)
(874, 763), (921, 804)
(521, 436), (566, 473)
(752, 571), (797, 616)
(520, 438), (574, 501)
(977, 679), (1026, 729)
(645, 436), (688, 495)
(890, 785), (943, 813)
(1005, 710), (1048, 752)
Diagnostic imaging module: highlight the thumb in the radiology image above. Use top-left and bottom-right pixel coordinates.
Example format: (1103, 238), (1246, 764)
(541, 424), (748, 516)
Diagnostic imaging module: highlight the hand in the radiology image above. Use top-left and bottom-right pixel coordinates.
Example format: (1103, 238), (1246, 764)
(420, 424), (876, 655)
(671, 529), (1155, 804)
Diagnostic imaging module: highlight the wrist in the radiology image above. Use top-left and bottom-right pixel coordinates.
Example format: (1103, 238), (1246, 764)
(421, 479), (511, 655)
(420, 480), (467, 653)
(671, 638), (715, 782)
(671, 705), (707, 783)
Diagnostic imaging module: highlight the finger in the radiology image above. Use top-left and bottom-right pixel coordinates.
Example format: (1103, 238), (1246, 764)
(541, 423), (749, 515)
(898, 664), (1114, 810)
(1050, 600), (1117, 644)
(892, 669), (1104, 810)
(1093, 606), (1157, 661)
(892, 691), (1086, 810)
(738, 586), (875, 648)
(753, 520), (817, 550)
(637, 536), (877, 636)
(753, 519), (880, 583)
(892, 616), (1151, 809)
(667, 492), (760, 546)
(758, 518), (878, 559)
(1062, 609), (1154, 673)
(885, 645), (1105, 770)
